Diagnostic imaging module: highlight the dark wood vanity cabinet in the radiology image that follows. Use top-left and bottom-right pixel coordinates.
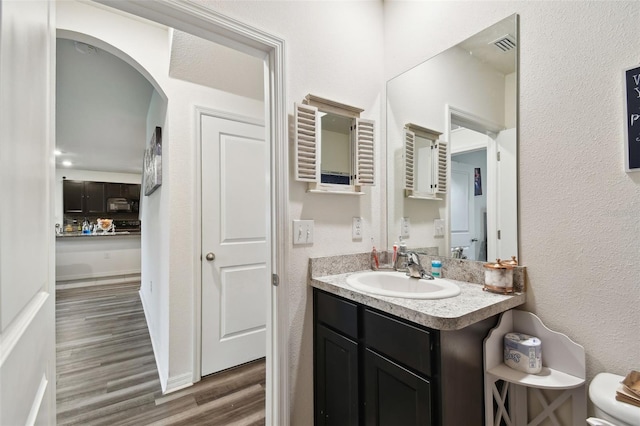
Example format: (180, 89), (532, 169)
(314, 288), (496, 426)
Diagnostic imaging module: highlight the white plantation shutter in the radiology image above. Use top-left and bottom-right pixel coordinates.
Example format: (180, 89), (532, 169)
(294, 102), (320, 182)
(435, 140), (448, 194)
(354, 118), (375, 186)
(404, 128), (415, 192)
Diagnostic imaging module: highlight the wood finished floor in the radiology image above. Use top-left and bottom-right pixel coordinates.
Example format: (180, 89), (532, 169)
(56, 281), (265, 426)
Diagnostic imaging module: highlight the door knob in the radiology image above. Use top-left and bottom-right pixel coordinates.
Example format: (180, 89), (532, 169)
(205, 252), (215, 261)
(471, 238), (478, 242)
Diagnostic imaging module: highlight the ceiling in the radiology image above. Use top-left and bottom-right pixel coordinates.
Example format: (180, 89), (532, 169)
(56, 38), (154, 174)
(56, 30), (264, 175)
(456, 16), (516, 75)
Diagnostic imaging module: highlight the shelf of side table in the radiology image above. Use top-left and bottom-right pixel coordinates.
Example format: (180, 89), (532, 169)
(484, 310), (586, 426)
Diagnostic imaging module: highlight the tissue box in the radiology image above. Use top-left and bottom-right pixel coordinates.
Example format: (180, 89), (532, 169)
(504, 332), (542, 374)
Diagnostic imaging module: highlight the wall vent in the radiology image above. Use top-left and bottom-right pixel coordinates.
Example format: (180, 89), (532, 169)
(490, 34), (516, 52)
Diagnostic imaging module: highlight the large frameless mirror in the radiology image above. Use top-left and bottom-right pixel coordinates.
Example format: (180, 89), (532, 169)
(386, 14), (519, 261)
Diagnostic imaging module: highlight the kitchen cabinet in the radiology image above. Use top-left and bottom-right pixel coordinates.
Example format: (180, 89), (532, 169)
(63, 180), (104, 214)
(64, 180), (140, 215)
(63, 180), (84, 213)
(314, 288), (497, 426)
(105, 183), (140, 200)
(84, 181), (105, 213)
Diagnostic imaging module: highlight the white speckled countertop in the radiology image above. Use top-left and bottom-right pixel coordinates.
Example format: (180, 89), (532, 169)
(309, 253), (526, 331)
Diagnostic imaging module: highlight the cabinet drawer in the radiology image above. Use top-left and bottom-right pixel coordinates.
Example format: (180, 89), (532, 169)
(315, 290), (358, 339)
(364, 309), (433, 377)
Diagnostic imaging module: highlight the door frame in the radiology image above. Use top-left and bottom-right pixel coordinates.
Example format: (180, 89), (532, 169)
(94, 1), (289, 424)
(445, 105), (503, 260)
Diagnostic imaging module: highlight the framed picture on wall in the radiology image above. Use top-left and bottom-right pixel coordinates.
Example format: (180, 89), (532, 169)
(474, 167), (482, 196)
(144, 126), (162, 195)
(624, 64), (640, 172)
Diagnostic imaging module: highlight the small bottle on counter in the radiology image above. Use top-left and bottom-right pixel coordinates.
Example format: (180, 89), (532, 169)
(431, 260), (442, 278)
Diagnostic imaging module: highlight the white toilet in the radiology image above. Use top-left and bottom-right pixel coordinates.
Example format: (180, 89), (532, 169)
(588, 372), (640, 426)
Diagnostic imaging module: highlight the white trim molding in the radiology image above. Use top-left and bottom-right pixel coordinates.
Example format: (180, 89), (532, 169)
(96, 1), (289, 424)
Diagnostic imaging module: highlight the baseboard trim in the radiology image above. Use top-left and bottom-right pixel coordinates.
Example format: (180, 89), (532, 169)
(165, 373), (194, 394)
(56, 273), (141, 289)
(138, 289), (168, 392)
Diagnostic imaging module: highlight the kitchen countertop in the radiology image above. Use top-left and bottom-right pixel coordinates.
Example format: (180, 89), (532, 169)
(311, 271), (526, 331)
(56, 231), (141, 238)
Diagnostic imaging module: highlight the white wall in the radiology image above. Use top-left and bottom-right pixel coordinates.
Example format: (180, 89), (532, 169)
(57, 0), (265, 393)
(56, 235), (141, 281)
(385, 0), (640, 415)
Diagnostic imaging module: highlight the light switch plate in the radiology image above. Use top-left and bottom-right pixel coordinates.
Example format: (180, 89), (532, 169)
(293, 220), (314, 245)
(401, 217), (410, 238)
(434, 219), (445, 237)
(352, 217), (363, 240)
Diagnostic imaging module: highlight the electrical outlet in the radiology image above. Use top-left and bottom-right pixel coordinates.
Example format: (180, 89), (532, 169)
(293, 220), (314, 245)
(352, 217), (363, 240)
(434, 219), (445, 237)
(150, 280), (153, 292)
(401, 217), (410, 238)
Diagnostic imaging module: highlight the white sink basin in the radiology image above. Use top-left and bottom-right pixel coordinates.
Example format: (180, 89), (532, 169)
(346, 271), (461, 299)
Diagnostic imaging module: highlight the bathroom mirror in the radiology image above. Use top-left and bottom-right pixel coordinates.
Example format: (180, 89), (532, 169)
(387, 14), (518, 261)
(320, 112), (352, 185)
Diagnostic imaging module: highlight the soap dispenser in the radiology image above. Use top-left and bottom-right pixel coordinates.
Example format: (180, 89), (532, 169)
(395, 236), (408, 271)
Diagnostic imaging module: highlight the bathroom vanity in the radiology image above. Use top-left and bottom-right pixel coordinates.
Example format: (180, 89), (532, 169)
(310, 255), (526, 426)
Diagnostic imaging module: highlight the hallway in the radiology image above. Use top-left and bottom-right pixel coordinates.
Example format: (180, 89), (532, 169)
(56, 281), (265, 425)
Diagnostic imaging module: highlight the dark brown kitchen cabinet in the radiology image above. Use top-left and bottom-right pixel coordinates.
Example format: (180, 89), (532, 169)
(313, 288), (498, 426)
(63, 180), (105, 214)
(84, 181), (105, 213)
(105, 183), (140, 200)
(63, 180), (84, 213)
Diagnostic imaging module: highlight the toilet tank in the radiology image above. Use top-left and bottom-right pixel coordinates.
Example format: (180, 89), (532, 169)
(589, 373), (640, 426)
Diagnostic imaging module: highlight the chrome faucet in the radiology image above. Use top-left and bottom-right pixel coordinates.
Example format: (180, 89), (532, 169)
(406, 252), (433, 280)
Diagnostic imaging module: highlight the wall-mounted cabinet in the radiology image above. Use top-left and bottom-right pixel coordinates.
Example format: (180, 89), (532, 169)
(63, 180), (106, 214)
(105, 183), (141, 200)
(404, 123), (448, 200)
(294, 94), (375, 195)
(63, 180), (140, 215)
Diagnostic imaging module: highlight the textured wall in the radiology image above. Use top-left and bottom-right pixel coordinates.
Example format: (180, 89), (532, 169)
(200, 1), (386, 423)
(385, 0), (640, 405)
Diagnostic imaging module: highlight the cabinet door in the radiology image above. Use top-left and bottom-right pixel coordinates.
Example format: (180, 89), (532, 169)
(315, 324), (359, 426)
(105, 182), (122, 198)
(122, 184), (141, 200)
(63, 180), (84, 213)
(84, 182), (105, 213)
(365, 349), (432, 426)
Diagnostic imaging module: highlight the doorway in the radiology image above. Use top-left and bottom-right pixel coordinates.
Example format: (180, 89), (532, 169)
(58, 1), (288, 424)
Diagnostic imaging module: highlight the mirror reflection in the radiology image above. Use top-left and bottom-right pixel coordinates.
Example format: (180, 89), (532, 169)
(387, 14), (518, 261)
(320, 112), (352, 185)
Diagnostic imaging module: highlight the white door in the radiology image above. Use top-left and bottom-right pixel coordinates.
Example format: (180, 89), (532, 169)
(0, 0), (56, 424)
(495, 128), (518, 260)
(201, 113), (268, 376)
(450, 161), (476, 260)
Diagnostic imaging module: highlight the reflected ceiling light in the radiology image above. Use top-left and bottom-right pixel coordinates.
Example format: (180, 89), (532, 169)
(55, 150), (62, 156)
(62, 160), (72, 167)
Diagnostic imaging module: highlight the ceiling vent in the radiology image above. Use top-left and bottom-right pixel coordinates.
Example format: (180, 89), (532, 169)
(490, 34), (516, 52)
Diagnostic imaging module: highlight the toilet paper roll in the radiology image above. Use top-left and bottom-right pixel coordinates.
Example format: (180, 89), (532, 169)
(504, 332), (542, 374)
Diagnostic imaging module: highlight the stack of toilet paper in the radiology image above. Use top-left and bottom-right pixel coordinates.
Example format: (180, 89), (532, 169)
(504, 332), (542, 374)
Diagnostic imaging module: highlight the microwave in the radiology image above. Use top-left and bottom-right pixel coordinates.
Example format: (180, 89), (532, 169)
(107, 197), (132, 212)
